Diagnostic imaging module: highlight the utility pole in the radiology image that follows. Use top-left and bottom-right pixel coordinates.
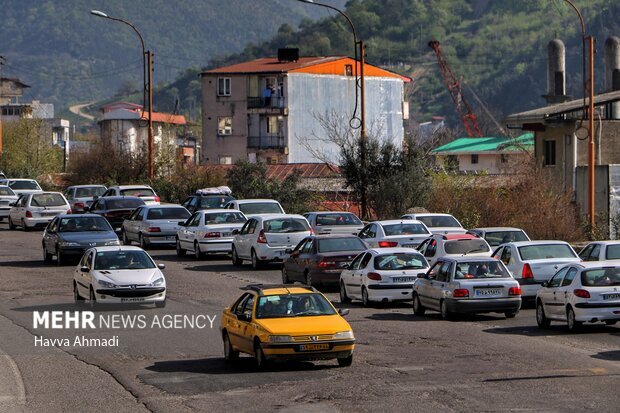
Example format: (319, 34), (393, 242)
(147, 50), (154, 179)
(359, 41), (367, 219)
(0, 56), (4, 166)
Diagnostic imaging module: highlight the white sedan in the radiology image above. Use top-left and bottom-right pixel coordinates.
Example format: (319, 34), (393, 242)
(0, 185), (18, 221)
(339, 248), (429, 306)
(176, 209), (247, 258)
(578, 241), (620, 261)
(536, 262), (620, 331)
(358, 220), (432, 249)
(73, 246), (167, 308)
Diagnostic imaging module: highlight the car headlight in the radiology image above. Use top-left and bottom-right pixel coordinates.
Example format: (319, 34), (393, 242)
(104, 240), (120, 246)
(149, 277), (165, 287)
(59, 241), (80, 247)
(98, 280), (117, 289)
(334, 331), (354, 340)
(268, 335), (292, 343)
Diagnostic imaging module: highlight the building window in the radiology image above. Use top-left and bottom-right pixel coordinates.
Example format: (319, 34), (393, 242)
(217, 77), (231, 96)
(217, 117), (232, 136)
(345, 64), (353, 76)
(471, 154), (479, 164)
(219, 156), (232, 165)
(544, 139), (556, 166)
(267, 116), (278, 134)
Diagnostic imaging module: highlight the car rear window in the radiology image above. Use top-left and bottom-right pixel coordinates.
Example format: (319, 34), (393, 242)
(484, 230), (529, 246)
(147, 207), (190, 220)
(106, 199), (145, 210)
(444, 239), (490, 255)
(199, 196), (233, 209)
(75, 187), (106, 198)
(203, 212), (246, 224)
(454, 260), (511, 279)
(317, 237), (366, 253)
(374, 253), (427, 270)
(264, 218), (309, 233)
(581, 268), (620, 286)
(417, 215), (460, 228)
(120, 188), (155, 197)
(605, 245), (620, 260)
(239, 202), (283, 215)
(316, 213), (362, 226)
(517, 244), (576, 260)
(31, 193), (66, 207)
(9, 180), (41, 190)
(0, 186), (15, 196)
(382, 223), (429, 236)
(59, 216), (112, 232)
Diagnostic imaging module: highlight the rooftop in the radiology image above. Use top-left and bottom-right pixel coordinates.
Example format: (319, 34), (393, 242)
(431, 133), (534, 155)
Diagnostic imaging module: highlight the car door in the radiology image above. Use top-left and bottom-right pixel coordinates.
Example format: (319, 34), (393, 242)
(342, 252), (367, 298)
(225, 293), (251, 349)
(235, 294), (256, 353)
(587, 244), (602, 262)
(124, 207), (142, 240)
(357, 252), (374, 293)
(578, 244), (594, 261)
(181, 197), (194, 213)
(239, 219), (258, 258)
(497, 245), (515, 275)
(184, 212), (202, 248)
(557, 266), (578, 315)
(422, 238), (438, 266)
(179, 212), (199, 247)
(540, 268), (567, 319)
(358, 224), (376, 246)
(417, 260), (443, 308)
(298, 237), (315, 276)
(286, 238), (308, 281)
(44, 218), (59, 254)
(11, 195), (26, 222)
(76, 250), (95, 297)
(430, 261), (453, 310)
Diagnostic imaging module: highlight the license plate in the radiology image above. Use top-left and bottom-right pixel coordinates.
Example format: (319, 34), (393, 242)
(603, 293), (620, 300)
(402, 244), (417, 248)
(475, 288), (502, 296)
(121, 298), (145, 302)
(299, 344), (330, 351)
(165, 236), (175, 241)
(222, 232), (232, 237)
(42, 212), (58, 217)
(394, 277), (415, 283)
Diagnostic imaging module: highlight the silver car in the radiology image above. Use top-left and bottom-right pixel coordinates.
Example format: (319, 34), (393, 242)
(122, 204), (191, 248)
(64, 185), (107, 213)
(0, 185), (18, 221)
(0, 178), (43, 196)
(578, 241), (620, 261)
(8, 192), (71, 230)
(400, 213), (467, 235)
(358, 220), (432, 249)
(303, 211), (364, 236)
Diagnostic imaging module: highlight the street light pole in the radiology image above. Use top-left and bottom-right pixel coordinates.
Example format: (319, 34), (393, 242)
(90, 10), (155, 179)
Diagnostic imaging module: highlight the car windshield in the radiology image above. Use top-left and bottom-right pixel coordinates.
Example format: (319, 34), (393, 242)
(382, 223), (429, 236)
(444, 239), (491, 255)
(94, 250), (155, 270)
(106, 199), (145, 210)
(264, 218), (309, 233)
(417, 215), (460, 228)
(317, 237), (366, 253)
(518, 244), (576, 260)
(147, 207), (190, 220)
(605, 245), (620, 260)
(59, 216), (112, 232)
(199, 196), (233, 209)
(10, 180), (41, 190)
(484, 230), (529, 246)
(31, 193), (66, 207)
(0, 186), (15, 196)
(455, 260), (511, 279)
(255, 293), (336, 318)
(239, 202), (283, 215)
(374, 253), (427, 270)
(581, 268), (620, 286)
(75, 187), (106, 198)
(203, 212), (246, 224)
(120, 188), (155, 197)
(316, 213), (362, 226)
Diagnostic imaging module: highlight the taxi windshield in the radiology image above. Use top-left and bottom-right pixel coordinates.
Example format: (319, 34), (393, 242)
(255, 293), (336, 319)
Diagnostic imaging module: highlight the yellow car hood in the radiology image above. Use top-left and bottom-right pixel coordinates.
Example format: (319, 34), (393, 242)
(257, 314), (352, 335)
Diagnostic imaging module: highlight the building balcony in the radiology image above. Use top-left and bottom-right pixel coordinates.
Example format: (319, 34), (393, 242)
(247, 96), (288, 115)
(247, 135), (286, 149)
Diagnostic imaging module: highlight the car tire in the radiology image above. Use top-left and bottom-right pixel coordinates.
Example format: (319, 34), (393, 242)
(176, 239), (186, 257)
(74, 283), (84, 305)
(231, 246), (242, 266)
(566, 307), (582, 332)
(536, 301), (551, 328)
(412, 293), (426, 315)
(305, 271), (312, 287)
(43, 245), (53, 263)
(194, 242), (204, 259)
(251, 249), (263, 270)
(8, 216), (16, 230)
(89, 288), (98, 309)
(337, 354), (353, 367)
(155, 300), (166, 308)
(504, 310), (518, 319)
(361, 287), (371, 307)
(605, 320), (617, 326)
(139, 234), (149, 250)
(56, 248), (64, 266)
(122, 231), (131, 246)
(223, 332), (239, 363)
(340, 281), (351, 304)
(440, 300), (453, 321)
(254, 340), (268, 369)
(281, 266), (290, 284)
(21, 219), (29, 232)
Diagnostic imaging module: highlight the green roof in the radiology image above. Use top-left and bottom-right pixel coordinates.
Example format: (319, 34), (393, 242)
(431, 133), (534, 155)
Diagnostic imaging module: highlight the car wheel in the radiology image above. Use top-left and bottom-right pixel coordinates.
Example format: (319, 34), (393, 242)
(254, 340), (268, 369)
(56, 247), (64, 266)
(74, 283), (84, 305)
(281, 266), (290, 283)
(155, 300), (166, 308)
(43, 245), (53, 263)
(413, 293), (426, 315)
(89, 288), (98, 309)
(566, 307), (582, 332)
(340, 281), (351, 304)
(8, 216), (15, 230)
(605, 320), (617, 326)
(122, 231), (130, 246)
(223, 332), (239, 363)
(337, 354), (353, 367)
(536, 301), (551, 328)
(440, 300), (453, 321)
(139, 234), (149, 250)
(21, 219), (29, 231)
(194, 242), (204, 259)
(176, 239), (186, 257)
(361, 287), (371, 307)
(305, 271), (312, 287)
(504, 310), (518, 319)
(251, 249), (263, 270)
(231, 246), (242, 266)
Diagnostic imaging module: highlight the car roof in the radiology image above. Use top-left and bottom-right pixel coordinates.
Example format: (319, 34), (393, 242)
(472, 227), (525, 232)
(140, 204), (185, 209)
(432, 233), (478, 240)
(572, 260), (620, 269)
(32, 191), (63, 195)
(310, 234), (363, 239)
(54, 213), (107, 219)
(370, 219), (425, 225)
(256, 213), (305, 220)
(91, 246), (145, 252)
(241, 284), (318, 296)
(4, 178), (38, 182)
(305, 211), (357, 215)
(507, 240), (570, 246)
(440, 256), (502, 263)
(112, 185), (153, 189)
(98, 196), (143, 201)
(584, 240), (620, 245)
(367, 247), (425, 255)
(234, 199), (280, 204)
(68, 185), (106, 188)
(403, 213), (455, 217)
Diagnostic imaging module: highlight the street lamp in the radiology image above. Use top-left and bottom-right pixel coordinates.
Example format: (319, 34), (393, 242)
(90, 10), (155, 179)
(296, 0), (368, 219)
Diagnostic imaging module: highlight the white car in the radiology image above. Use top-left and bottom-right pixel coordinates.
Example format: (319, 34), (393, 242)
(122, 204), (191, 248)
(467, 227), (530, 247)
(400, 213), (467, 235)
(0, 178), (43, 195)
(491, 241), (581, 299)
(578, 241), (620, 261)
(0, 185), (18, 221)
(64, 185), (107, 213)
(358, 220), (432, 249)
(303, 211), (364, 235)
(8, 192), (71, 230)
(231, 214), (311, 269)
(339, 248), (429, 306)
(102, 185), (160, 205)
(416, 234), (492, 267)
(536, 262), (620, 331)
(176, 209), (247, 258)
(73, 246), (167, 307)
(224, 199), (284, 217)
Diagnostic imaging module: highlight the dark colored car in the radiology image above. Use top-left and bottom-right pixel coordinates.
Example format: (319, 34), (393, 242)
(87, 196), (145, 233)
(281, 235), (369, 287)
(181, 194), (235, 213)
(42, 214), (120, 264)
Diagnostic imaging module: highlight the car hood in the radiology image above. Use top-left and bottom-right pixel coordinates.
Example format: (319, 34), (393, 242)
(94, 268), (162, 285)
(256, 314), (351, 335)
(59, 231), (118, 242)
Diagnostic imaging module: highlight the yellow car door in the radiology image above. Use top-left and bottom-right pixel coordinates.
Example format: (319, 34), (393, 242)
(236, 294), (256, 353)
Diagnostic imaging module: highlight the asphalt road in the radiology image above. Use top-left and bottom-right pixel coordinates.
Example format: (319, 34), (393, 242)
(0, 223), (619, 412)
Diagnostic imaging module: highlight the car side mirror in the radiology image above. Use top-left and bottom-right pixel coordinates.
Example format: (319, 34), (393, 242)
(338, 308), (349, 317)
(237, 313), (251, 322)
(157, 263), (166, 270)
(285, 248), (293, 255)
(80, 266), (89, 273)
(9, 202), (15, 207)
(232, 229), (240, 235)
(541, 281), (548, 288)
(417, 273), (427, 278)
(177, 221), (186, 226)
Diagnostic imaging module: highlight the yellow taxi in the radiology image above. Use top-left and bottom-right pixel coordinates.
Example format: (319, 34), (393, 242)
(220, 284), (355, 368)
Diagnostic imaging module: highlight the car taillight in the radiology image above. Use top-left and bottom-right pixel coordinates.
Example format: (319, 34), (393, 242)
(309, 227), (315, 235)
(25, 210), (32, 218)
(205, 232), (221, 238)
(367, 272), (382, 281)
(573, 289), (591, 298)
(74, 202), (84, 208)
(318, 260), (336, 268)
(378, 241), (398, 248)
(509, 287), (522, 296)
(154, 196), (161, 203)
(453, 288), (469, 298)
(522, 263), (533, 279)
(66, 209), (72, 214)
(147, 227), (161, 233)
(257, 229), (268, 244)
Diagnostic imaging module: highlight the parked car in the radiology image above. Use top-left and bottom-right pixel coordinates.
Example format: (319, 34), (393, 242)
(578, 241), (620, 261)
(0, 178), (43, 195)
(231, 214), (311, 269)
(101, 185), (160, 205)
(416, 234), (492, 266)
(412, 257), (522, 320)
(8, 192), (71, 230)
(181, 193), (235, 213)
(122, 204), (191, 248)
(0, 185), (18, 222)
(358, 220), (432, 249)
(281, 235), (369, 286)
(64, 185), (107, 213)
(400, 213), (467, 235)
(73, 246), (166, 307)
(491, 241), (581, 300)
(303, 211), (364, 236)
(536, 262), (620, 331)
(339, 248), (430, 306)
(176, 209), (247, 258)
(220, 284), (354, 368)
(42, 214), (120, 264)
(467, 227), (530, 247)
(224, 199), (285, 217)
(87, 196), (145, 233)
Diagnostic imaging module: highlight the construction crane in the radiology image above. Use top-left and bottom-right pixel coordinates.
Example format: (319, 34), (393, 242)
(428, 39), (483, 137)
